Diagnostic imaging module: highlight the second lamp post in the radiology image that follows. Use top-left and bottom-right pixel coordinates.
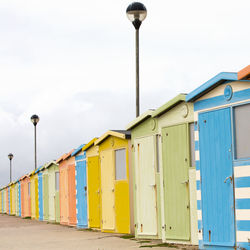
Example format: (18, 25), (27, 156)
(126, 2), (147, 117)
(31, 114), (39, 170)
(8, 153), (13, 183)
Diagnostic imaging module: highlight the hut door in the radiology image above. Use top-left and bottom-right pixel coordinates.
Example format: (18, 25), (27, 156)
(199, 108), (235, 246)
(68, 165), (77, 225)
(134, 136), (157, 236)
(100, 150), (115, 231)
(44, 174), (49, 220)
(162, 124), (190, 240)
(76, 159), (88, 228)
(38, 174), (43, 220)
(88, 156), (101, 228)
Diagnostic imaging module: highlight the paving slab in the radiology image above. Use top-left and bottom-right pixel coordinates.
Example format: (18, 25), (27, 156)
(0, 214), (198, 250)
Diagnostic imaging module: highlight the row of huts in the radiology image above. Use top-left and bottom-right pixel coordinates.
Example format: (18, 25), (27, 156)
(0, 65), (250, 250)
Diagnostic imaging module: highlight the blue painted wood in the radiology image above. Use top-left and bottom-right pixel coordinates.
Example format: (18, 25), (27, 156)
(237, 242), (250, 250)
(235, 177), (250, 188)
(236, 220), (250, 231)
(199, 108), (235, 247)
(233, 160), (250, 167)
(194, 89), (250, 111)
(197, 200), (201, 210)
(186, 72), (238, 102)
(18, 181), (21, 216)
(196, 180), (201, 190)
(236, 199), (250, 209)
(76, 152), (88, 228)
(38, 173), (43, 221)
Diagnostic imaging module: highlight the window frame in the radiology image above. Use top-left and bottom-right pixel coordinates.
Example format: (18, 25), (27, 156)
(114, 148), (127, 181)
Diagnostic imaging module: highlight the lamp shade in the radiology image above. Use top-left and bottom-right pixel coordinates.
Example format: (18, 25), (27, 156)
(126, 2), (147, 22)
(8, 153), (13, 160)
(31, 114), (39, 126)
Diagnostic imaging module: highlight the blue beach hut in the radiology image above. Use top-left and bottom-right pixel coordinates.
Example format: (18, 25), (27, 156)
(71, 144), (88, 229)
(186, 65), (250, 250)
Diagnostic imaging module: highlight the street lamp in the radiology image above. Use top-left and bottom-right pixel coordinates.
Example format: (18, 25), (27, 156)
(8, 153), (13, 183)
(31, 114), (39, 170)
(126, 2), (147, 117)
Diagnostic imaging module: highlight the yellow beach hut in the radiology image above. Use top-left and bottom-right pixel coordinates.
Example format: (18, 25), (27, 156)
(95, 130), (134, 234)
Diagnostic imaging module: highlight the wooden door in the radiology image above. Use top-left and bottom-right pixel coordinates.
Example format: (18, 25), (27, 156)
(134, 136), (157, 236)
(162, 124), (190, 240)
(68, 164), (77, 225)
(100, 150), (115, 231)
(199, 108), (235, 246)
(88, 156), (101, 228)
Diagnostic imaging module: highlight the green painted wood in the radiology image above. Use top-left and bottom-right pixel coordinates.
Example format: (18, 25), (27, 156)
(162, 124), (190, 240)
(43, 174), (49, 221)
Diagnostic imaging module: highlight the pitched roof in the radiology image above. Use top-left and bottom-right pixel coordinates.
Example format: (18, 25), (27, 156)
(126, 110), (155, 130)
(71, 144), (85, 156)
(186, 65), (250, 102)
(95, 130), (131, 145)
(81, 138), (98, 152)
(152, 94), (186, 117)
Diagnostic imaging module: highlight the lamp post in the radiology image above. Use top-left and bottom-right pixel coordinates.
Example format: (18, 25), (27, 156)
(31, 114), (39, 170)
(8, 153), (13, 183)
(126, 2), (147, 117)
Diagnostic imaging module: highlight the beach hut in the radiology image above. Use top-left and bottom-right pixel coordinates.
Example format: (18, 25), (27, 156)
(10, 182), (16, 215)
(186, 65), (250, 250)
(83, 138), (101, 229)
(43, 166), (49, 221)
(18, 181), (21, 217)
(38, 169), (44, 221)
(44, 161), (60, 223)
(152, 94), (197, 244)
(30, 171), (37, 219)
(6, 185), (10, 215)
(57, 149), (76, 226)
(21, 175), (31, 218)
(71, 144), (87, 229)
(0, 189), (2, 213)
(95, 130), (133, 234)
(2, 187), (6, 213)
(126, 110), (162, 239)
(15, 181), (19, 216)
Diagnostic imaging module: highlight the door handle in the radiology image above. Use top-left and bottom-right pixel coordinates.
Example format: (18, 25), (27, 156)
(149, 184), (156, 187)
(181, 180), (189, 184)
(224, 176), (232, 184)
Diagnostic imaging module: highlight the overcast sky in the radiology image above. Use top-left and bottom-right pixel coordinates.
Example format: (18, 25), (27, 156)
(0, 0), (249, 186)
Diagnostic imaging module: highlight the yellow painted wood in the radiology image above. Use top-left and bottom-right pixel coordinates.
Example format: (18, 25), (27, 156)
(87, 155), (101, 228)
(97, 134), (131, 234)
(100, 149), (115, 231)
(0, 190), (2, 213)
(11, 184), (16, 215)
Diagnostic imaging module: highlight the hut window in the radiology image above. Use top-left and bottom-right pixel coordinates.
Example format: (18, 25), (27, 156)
(28, 182), (30, 196)
(55, 172), (59, 191)
(189, 123), (195, 167)
(234, 103), (250, 159)
(115, 148), (127, 180)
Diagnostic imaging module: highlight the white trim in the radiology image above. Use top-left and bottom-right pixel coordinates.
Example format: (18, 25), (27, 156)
(234, 165), (250, 178)
(197, 210), (202, 220)
(235, 188), (250, 199)
(194, 112), (198, 121)
(196, 170), (200, 181)
(195, 150), (200, 161)
(197, 190), (201, 200)
(198, 230), (203, 240)
(236, 209), (250, 220)
(236, 231), (250, 242)
(194, 131), (199, 141)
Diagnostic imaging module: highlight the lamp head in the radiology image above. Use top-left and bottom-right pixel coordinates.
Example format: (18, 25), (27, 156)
(31, 114), (39, 126)
(8, 153), (13, 161)
(126, 2), (147, 30)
